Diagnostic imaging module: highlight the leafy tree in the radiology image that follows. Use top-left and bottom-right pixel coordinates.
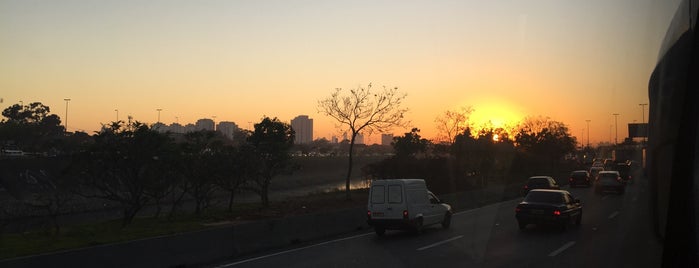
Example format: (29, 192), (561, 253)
(71, 121), (175, 226)
(215, 144), (256, 212)
(392, 128), (430, 158)
(0, 102), (64, 152)
(247, 117), (295, 207)
(318, 83), (409, 200)
(178, 130), (225, 216)
(514, 116), (577, 171)
(434, 106), (473, 144)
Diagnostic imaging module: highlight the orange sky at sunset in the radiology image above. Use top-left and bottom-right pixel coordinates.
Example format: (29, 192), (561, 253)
(0, 0), (681, 145)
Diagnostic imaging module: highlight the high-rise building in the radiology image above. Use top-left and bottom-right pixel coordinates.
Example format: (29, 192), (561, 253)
(381, 133), (394, 146)
(291, 115), (313, 144)
(217, 121), (240, 140)
(355, 133), (365, 144)
(195, 119), (214, 131)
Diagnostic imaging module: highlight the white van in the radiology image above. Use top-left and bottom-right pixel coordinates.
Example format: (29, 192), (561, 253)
(366, 179), (452, 236)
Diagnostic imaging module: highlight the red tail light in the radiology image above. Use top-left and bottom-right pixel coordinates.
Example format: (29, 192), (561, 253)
(569, 178), (573, 182)
(367, 210), (372, 219)
(403, 210), (409, 219)
(515, 207), (522, 213)
(523, 185), (529, 189)
(553, 210), (561, 216)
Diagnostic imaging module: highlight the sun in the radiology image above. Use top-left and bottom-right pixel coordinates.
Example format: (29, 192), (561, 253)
(493, 133), (500, 142)
(470, 102), (523, 129)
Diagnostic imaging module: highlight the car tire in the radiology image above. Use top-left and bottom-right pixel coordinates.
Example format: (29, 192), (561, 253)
(375, 227), (385, 236)
(576, 212), (582, 226)
(413, 217), (424, 233)
(518, 221), (527, 230)
(442, 212), (452, 229)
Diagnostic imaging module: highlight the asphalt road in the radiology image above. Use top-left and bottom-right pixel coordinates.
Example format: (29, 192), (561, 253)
(208, 174), (662, 268)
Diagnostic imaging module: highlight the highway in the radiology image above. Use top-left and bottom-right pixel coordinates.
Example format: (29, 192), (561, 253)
(210, 174), (661, 268)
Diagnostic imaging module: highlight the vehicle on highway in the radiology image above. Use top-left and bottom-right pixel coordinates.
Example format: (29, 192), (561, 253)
(522, 176), (560, 196)
(569, 170), (592, 187)
(595, 171), (625, 195)
(367, 179), (452, 236)
(515, 189), (582, 230)
(589, 166), (604, 178)
(614, 162), (632, 182)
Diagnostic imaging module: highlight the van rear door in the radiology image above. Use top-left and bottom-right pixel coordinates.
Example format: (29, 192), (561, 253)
(369, 182), (405, 220)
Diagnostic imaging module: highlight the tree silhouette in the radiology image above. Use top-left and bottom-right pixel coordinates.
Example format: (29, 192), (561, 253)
(434, 106), (473, 144)
(247, 117), (295, 207)
(318, 83), (409, 200)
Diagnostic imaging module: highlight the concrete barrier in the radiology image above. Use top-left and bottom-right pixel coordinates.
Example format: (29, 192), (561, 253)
(1, 184), (521, 268)
(1, 207), (369, 268)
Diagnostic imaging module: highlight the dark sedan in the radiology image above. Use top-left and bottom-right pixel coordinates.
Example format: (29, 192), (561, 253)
(515, 189), (582, 230)
(594, 171), (625, 194)
(521, 176), (560, 196)
(569, 170), (592, 187)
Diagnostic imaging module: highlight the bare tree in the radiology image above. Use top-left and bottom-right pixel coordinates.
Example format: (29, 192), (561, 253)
(434, 106), (473, 144)
(318, 83), (409, 200)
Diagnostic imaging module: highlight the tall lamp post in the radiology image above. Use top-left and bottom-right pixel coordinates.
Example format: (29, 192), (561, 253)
(156, 109), (162, 123)
(612, 113), (620, 145)
(63, 98), (71, 133)
(585, 120), (591, 147)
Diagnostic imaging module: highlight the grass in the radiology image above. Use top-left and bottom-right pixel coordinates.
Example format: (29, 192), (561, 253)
(0, 188), (369, 260)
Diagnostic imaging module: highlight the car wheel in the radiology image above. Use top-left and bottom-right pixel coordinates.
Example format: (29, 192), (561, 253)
(518, 221), (527, 230)
(559, 222), (568, 231)
(413, 217), (424, 233)
(442, 212), (452, 229)
(576, 212), (582, 226)
(375, 227), (385, 236)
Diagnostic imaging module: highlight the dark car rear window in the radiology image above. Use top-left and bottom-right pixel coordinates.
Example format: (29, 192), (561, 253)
(524, 191), (564, 204)
(527, 178), (549, 186)
(599, 173), (618, 182)
(571, 172), (587, 178)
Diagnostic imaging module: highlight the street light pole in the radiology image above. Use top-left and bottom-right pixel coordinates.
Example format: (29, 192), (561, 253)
(639, 103), (648, 123)
(115, 109), (119, 122)
(613, 113), (620, 145)
(156, 109), (162, 123)
(585, 120), (591, 147)
(63, 98), (71, 133)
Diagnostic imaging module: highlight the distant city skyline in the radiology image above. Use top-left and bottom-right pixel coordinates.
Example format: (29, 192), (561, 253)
(0, 1), (680, 145)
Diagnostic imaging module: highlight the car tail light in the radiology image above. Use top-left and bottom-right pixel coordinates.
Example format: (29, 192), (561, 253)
(367, 210), (371, 220)
(403, 210), (409, 219)
(569, 178), (573, 182)
(515, 207), (522, 213)
(553, 210), (561, 216)
(523, 185), (529, 189)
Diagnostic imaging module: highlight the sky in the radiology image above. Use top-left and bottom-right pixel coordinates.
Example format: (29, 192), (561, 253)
(0, 0), (682, 145)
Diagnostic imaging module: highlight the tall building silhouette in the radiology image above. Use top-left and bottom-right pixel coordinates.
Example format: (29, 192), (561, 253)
(195, 118), (214, 131)
(291, 115), (313, 144)
(381, 133), (394, 146)
(217, 121), (240, 140)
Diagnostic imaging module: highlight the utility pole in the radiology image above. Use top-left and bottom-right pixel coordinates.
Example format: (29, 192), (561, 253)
(585, 120), (591, 147)
(64, 98), (71, 133)
(613, 113), (620, 145)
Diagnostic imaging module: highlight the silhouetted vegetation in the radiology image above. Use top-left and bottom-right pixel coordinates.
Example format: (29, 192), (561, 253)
(318, 83), (409, 200)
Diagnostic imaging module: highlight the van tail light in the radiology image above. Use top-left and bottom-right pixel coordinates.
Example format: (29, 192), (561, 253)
(403, 210), (409, 219)
(367, 210), (372, 220)
(553, 210), (561, 216)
